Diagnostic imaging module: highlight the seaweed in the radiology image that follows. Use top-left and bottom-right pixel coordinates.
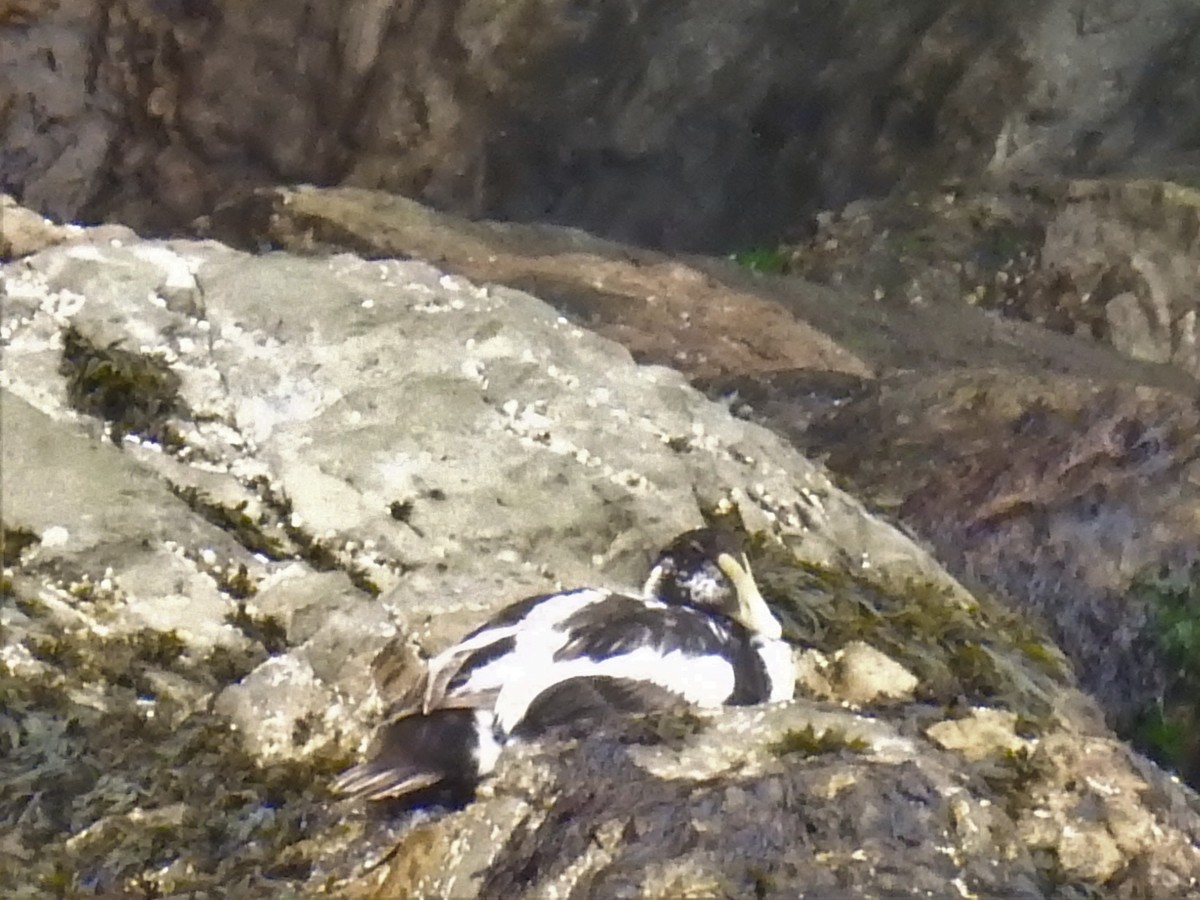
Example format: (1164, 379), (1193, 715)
(1127, 561), (1200, 783)
(768, 723), (869, 757)
(748, 538), (1071, 720)
(388, 499), (415, 522)
(0, 582), (349, 897)
(1, 525), (39, 566)
(218, 563), (259, 601)
(171, 484), (291, 561)
(226, 602), (289, 656)
(976, 746), (1051, 820)
(618, 708), (710, 749)
(59, 325), (185, 447)
(25, 629), (188, 696)
(171, 480), (383, 597)
(730, 246), (790, 275)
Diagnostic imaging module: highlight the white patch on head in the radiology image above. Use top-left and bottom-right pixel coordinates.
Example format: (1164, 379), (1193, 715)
(643, 557), (731, 608)
(681, 565), (728, 605)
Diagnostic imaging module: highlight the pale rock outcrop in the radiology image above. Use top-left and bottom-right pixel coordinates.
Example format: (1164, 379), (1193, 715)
(3, 227), (1199, 896)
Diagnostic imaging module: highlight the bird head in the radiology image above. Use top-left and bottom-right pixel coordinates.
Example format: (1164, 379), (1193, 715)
(642, 528), (782, 639)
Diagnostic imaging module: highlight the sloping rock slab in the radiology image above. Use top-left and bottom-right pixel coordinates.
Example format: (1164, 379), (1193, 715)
(202, 184), (872, 384)
(2, 230), (1024, 894)
(203, 184), (1195, 394)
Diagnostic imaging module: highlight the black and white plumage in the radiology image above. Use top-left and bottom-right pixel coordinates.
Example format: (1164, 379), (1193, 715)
(334, 529), (794, 803)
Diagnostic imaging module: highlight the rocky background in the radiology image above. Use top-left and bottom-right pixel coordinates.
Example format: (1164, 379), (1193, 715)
(5, 1), (1200, 897)
(6, 0), (1200, 250)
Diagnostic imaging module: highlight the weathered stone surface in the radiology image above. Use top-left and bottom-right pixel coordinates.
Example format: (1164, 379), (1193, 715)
(203, 183), (1193, 392)
(202, 184), (874, 384)
(201, 184), (1200, 780)
(6, 225), (1198, 895)
(927, 707), (1032, 761)
(2, 232), (952, 615)
(800, 367), (1200, 734)
(1, 388), (253, 610)
(829, 640), (919, 706)
(369, 702), (1200, 899)
(5, 2), (1200, 249)
(0, 194), (79, 259)
(786, 179), (1200, 382)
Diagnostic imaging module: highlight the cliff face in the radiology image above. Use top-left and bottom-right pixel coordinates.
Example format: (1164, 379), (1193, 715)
(6, 1), (1200, 894)
(5, 1), (1200, 249)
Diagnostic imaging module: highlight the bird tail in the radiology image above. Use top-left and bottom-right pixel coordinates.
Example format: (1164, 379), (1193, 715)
(334, 708), (500, 803)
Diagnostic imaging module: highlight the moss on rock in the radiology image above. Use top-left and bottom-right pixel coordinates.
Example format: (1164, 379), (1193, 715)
(59, 325), (184, 447)
(768, 723), (869, 757)
(1129, 562), (1200, 784)
(750, 538), (1073, 719)
(0, 580), (349, 898)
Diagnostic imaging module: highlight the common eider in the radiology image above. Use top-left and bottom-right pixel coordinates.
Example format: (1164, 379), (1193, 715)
(334, 528), (795, 803)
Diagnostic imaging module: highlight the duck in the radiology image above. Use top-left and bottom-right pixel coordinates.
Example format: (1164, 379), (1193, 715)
(333, 528), (795, 803)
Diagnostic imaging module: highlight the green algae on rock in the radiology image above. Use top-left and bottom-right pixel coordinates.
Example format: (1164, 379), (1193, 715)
(768, 723), (869, 757)
(0, 581), (348, 898)
(750, 538), (1074, 721)
(59, 324), (185, 448)
(0, 526), (40, 567)
(1129, 562), (1200, 785)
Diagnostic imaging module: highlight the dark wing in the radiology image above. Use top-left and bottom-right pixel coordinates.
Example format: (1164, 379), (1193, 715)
(333, 708), (483, 802)
(442, 635), (517, 698)
(512, 675), (691, 739)
(553, 594), (735, 662)
(411, 594), (557, 711)
(554, 595), (776, 706)
(726, 635), (774, 705)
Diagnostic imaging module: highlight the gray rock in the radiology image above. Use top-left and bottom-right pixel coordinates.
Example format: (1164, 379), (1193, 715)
(373, 701), (1200, 898)
(830, 640), (919, 705)
(3, 230), (1200, 896)
(0, 387), (252, 592)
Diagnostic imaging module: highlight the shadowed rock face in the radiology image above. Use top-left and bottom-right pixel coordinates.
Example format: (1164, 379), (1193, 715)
(5, 1), (1200, 249)
(5, 224), (1200, 895)
(785, 180), (1200, 383)
(481, 736), (989, 898)
(751, 179), (1200, 778)
(801, 370), (1200, 727)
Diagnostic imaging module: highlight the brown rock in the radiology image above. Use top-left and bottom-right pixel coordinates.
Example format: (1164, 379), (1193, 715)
(804, 367), (1200, 731)
(0, 194), (75, 259)
(5, 2), (1200, 250)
